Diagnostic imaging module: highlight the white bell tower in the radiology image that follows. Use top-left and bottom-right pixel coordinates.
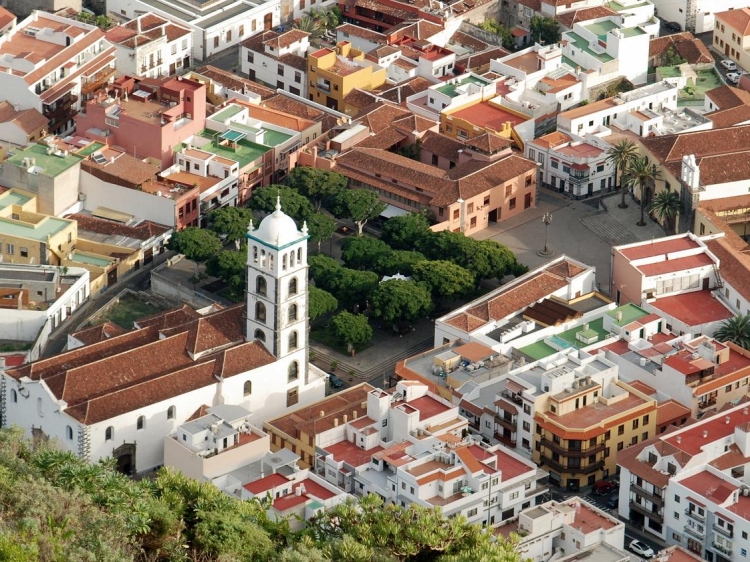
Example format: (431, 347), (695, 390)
(245, 198), (309, 370)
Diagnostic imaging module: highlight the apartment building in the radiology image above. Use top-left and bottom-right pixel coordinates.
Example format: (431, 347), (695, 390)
(75, 76), (207, 170)
(106, 14), (192, 78)
(617, 401), (750, 544)
(308, 42), (386, 112)
(557, 81), (711, 139)
(239, 29), (309, 97)
(0, 11), (117, 136)
(655, 0), (750, 34)
(610, 233), (733, 338)
(406, 72), (498, 120)
(526, 131), (616, 198)
(79, 144), (200, 230)
(499, 497), (628, 562)
(108, 0), (279, 60)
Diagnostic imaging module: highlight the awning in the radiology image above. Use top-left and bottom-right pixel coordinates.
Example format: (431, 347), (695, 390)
(92, 206), (133, 223)
(380, 205), (409, 219)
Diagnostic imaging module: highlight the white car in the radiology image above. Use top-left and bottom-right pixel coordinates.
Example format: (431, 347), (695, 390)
(721, 59), (738, 71)
(727, 72), (741, 84)
(629, 539), (655, 559)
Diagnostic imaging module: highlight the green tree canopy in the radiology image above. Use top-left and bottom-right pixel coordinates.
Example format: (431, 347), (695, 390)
(649, 190), (681, 233)
(606, 139), (639, 209)
(530, 15), (560, 45)
(374, 249), (427, 277)
(380, 212), (432, 250)
(412, 260), (475, 301)
(308, 212), (337, 253)
(420, 232), (516, 282)
(479, 18), (514, 50)
(249, 184), (314, 222)
(330, 311), (372, 348)
(370, 279), (432, 325)
(715, 314), (750, 351)
(167, 227), (223, 264)
(309, 286), (339, 320)
(207, 206), (253, 249)
(332, 268), (379, 310)
(341, 236), (392, 270)
(287, 167), (347, 210)
(309, 254), (343, 291)
(331, 189), (386, 236)
(206, 250), (246, 293)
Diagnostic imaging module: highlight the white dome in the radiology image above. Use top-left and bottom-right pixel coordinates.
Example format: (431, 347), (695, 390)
(250, 197), (307, 248)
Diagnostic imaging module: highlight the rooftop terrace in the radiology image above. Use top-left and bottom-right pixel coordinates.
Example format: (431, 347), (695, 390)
(180, 130), (268, 169)
(7, 143), (83, 177)
(435, 75), (491, 97)
(565, 32), (614, 63)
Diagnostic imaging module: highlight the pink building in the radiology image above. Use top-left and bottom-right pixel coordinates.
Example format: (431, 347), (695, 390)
(75, 76), (207, 169)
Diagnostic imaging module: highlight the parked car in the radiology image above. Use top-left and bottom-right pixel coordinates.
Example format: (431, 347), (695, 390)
(727, 72), (741, 84)
(606, 495), (619, 509)
(592, 480), (617, 495)
(329, 375), (344, 388)
(663, 21), (681, 32)
(629, 539), (655, 558)
(721, 59), (738, 71)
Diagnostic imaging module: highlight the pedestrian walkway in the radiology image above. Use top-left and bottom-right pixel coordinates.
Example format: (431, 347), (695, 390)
(581, 212), (640, 246)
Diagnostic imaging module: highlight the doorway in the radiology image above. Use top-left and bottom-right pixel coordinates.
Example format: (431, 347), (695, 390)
(112, 443), (136, 475)
(264, 13), (273, 30)
(488, 208), (498, 222)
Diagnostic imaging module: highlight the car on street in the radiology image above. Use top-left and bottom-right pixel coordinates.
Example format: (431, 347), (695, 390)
(593, 480), (617, 495)
(329, 375), (344, 388)
(607, 495), (619, 509)
(721, 59), (738, 71)
(727, 72), (741, 84)
(663, 21), (681, 33)
(629, 539), (655, 558)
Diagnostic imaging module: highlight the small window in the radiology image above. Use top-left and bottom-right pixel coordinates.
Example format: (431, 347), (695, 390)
(10, 389), (17, 403)
(289, 331), (298, 350)
(255, 302), (266, 323)
(167, 406), (176, 420)
(137, 415), (145, 430)
(244, 380), (252, 396)
(287, 387), (299, 407)
(105, 426), (114, 441)
(289, 278), (297, 295)
(256, 276), (267, 296)
(288, 361), (299, 382)
(66, 426), (74, 440)
(289, 304), (298, 322)
(254, 329), (265, 342)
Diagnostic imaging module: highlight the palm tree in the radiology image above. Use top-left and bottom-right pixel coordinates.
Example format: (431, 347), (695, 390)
(649, 190), (681, 233)
(295, 14), (322, 36)
(626, 155), (660, 227)
(606, 139), (639, 209)
(715, 314), (750, 351)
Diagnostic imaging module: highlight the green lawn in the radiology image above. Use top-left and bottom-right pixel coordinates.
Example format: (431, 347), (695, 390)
(555, 317), (610, 347)
(93, 294), (168, 329)
(518, 340), (557, 360)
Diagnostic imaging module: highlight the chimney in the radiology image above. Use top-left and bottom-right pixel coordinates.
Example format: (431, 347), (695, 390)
(745, 407), (749, 415)
(319, 410), (325, 418)
(676, 436), (681, 444)
(343, 414), (348, 424)
(616, 311), (623, 322)
(334, 418), (339, 427)
(703, 430), (708, 438)
(137, 16), (141, 33)
(352, 410), (358, 419)
(726, 416), (731, 425)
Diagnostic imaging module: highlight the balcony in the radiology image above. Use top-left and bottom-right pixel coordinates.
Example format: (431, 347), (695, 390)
(630, 482), (664, 506)
(495, 415), (517, 431)
(710, 542), (733, 558)
(501, 390), (523, 405)
(683, 524), (705, 539)
(713, 524), (734, 539)
(698, 396), (717, 410)
(81, 66), (117, 94)
(629, 500), (663, 522)
(539, 454), (603, 474)
(540, 438), (605, 458)
(494, 433), (517, 448)
(685, 508), (705, 522)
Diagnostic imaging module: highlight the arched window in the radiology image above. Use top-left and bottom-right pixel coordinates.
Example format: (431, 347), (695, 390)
(167, 406), (176, 420)
(37, 397), (43, 416)
(254, 329), (266, 342)
(260, 249), (266, 267)
(269, 254), (274, 269)
(290, 251), (295, 267)
(256, 276), (267, 296)
(288, 361), (299, 382)
(10, 389), (16, 403)
(289, 330), (298, 350)
(244, 380), (252, 396)
(255, 302), (266, 323)
(105, 426), (114, 441)
(253, 246), (258, 263)
(283, 254), (287, 270)
(137, 415), (145, 430)
(66, 426), (74, 440)
(289, 277), (297, 296)
(297, 248), (302, 263)
(289, 303), (298, 322)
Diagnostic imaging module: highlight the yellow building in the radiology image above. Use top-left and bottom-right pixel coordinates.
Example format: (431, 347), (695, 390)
(533, 379), (657, 491)
(308, 42), (386, 113)
(0, 188), (77, 266)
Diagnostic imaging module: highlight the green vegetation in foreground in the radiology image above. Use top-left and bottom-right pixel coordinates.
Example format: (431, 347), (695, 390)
(0, 426), (524, 562)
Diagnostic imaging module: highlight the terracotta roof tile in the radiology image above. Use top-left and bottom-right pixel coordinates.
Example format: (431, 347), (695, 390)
(134, 304), (201, 329)
(193, 65), (276, 100)
(704, 235), (750, 306)
(337, 24), (387, 44)
(262, 94), (325, 121)
(344, 89), (380, 112)
(67, 213), (170, 241)
(0, 6), (15, 30)
(70, 322), (127, 346)
(0, 101), (47, 134)
(656, 399), (691, 426)
(376, 76), (433, 105)
(463, 131), (512, 155)
(716, 7), (750, 36)
(557, 6), (616, 29)
(357, 127), (408, 149)
(420, 130), (464, 162)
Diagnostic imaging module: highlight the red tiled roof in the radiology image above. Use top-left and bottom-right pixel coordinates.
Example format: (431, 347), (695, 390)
(716, 7), (750, 36)
(71, 322), (127, 346)
(243, 473), (289, 495)
(681, 470), (738, 504)
(651, 290), (733, 327)
(657, 399), (691, 426)
(637, 252), (715, 276)
(619, 235), (700, 260)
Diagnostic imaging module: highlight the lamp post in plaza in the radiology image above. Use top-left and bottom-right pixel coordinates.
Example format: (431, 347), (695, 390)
(538, 212), (553, 257)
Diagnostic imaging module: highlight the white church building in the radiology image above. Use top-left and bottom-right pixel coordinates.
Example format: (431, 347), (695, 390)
(0, 202), (326, 474)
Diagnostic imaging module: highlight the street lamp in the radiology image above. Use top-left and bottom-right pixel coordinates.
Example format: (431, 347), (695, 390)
(538, 212), (553, 257)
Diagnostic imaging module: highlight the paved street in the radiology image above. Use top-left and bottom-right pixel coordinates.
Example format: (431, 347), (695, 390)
(475, 190), (666, 294)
